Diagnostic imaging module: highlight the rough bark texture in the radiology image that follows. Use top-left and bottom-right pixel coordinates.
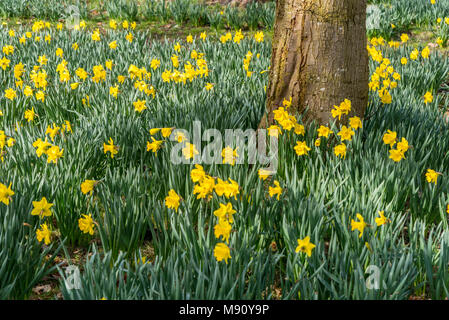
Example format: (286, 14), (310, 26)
(262, 0), (369, 127)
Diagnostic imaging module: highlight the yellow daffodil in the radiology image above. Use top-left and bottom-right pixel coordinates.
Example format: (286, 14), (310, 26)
(351, 213), (367, 238)
(36, 223), (51, 245)
(375, 210), (391, 226)
(0, 182), (14, 205)
(425, 169), (440, 184)
(165, 189), (181, 211)
(294, 141), (311, 156)
(31, 197), (53, 218)
(79, 214), (95, 235)
(214, 242), (231, 264)
(268, 180), (282, 200)
(295, 236), (316, 257)
(103, 138), (118, 158)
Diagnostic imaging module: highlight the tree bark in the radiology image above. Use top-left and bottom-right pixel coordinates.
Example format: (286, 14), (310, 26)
(261, 0), (369, 127)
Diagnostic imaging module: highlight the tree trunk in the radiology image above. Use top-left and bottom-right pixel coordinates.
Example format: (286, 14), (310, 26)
(261, 0), (369, 127)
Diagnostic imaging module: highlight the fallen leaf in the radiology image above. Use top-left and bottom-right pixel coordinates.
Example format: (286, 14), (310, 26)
(32, 284), (52, 295)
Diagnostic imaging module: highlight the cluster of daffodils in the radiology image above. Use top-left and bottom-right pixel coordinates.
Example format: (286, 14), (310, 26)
(219, 32), (233, 44)
(46, 121), (72, 141)
(261, 166), (315, 259)
(128, 64), (152, 86)
(369, 34), (437, 106)
(233, 30), (245, 44)
(259, 100), (321, 258)
(243, 51), (255, 78)
(31, 197), (54, 245)
(268, 97), (311, 158)
(163, 165), (241, 264)
(30, 122), (71, 164)
(147, 127), (198, 161)
(269, 97), (303, 136)
(32, 138), (63, 164)
(330, 98), (352, 120)
(254, 31), (264, 43)
(56, 57), (71, 83)
(351, 210), (391, 239)
(2, 180), (96, 245)
(77, 179), (97, 237)
(0, 21), (267, 176)
(410, 46), (431, 61)
(161, 44), (209, 84)
(91, 64), (107, 83)
(1, 179), (96, 247)
(146, 127), (176, 155)
(330, 99), (362, 158)
(268, 97), (362, 161)
(213, 202), (236, 264)
(0, 130), (15, 162)
(258, 171), (283, 201)
(367, 44), (401, 105)
(216, 31), (265, 77)
(2, 23), (163, 117)
(382, 130), (409, 162)
(191, 165), (240, 201)
(434, 16), (449, 48)
(219, 29), (247, 45)
(8, 20), (55, 46)
(108, 19), (137, 31)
